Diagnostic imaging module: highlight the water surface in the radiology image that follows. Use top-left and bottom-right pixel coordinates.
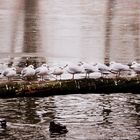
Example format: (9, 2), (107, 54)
(0, 93), (140, 140)
(0, 1), (140, 140)
(0, 0), (140, 64)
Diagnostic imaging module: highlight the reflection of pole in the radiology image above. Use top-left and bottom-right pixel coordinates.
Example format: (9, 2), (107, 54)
(23, 0), (40, 53)
(9, 3), (21, 66)
(104, 0), (115, 64)
(20, 0), (44, 67)
(134, 6), (140, 62)
(23, 97), (56, 124)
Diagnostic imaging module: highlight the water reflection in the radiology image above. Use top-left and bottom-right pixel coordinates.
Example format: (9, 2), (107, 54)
(23, 0), (40, 53)
(100, 95), (112, 126)
(0, 97), (57, 139)
(0, 93), (139, 139)
(104, 0), (116, 63)
(108, 0), (140, 63)
(0, 1), (140, 139)
(0, 0), (140, 64)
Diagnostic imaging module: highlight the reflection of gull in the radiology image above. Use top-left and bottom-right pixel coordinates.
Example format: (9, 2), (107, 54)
(67, 63), (84, 79)
(35, 64), (49, 81)
(79, 62), (99, 78)
(109, 61), (130, 77)
(21, 65), (35, 79)
(131, 61), (140, 76)
(3, 67), (16, 81)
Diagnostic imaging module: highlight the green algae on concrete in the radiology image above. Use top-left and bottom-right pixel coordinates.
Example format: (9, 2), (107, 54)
(0, 77), (140, 98)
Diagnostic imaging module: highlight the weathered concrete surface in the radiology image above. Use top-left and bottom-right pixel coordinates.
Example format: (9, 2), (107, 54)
(0, 77), (140, 98)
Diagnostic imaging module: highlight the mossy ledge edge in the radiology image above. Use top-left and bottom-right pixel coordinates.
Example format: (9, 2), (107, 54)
(0, 77), (140, 98)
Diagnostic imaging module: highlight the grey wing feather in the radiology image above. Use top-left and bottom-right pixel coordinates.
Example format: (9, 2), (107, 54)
(21, 68), (27, 75)
(3, 71), (8, 76)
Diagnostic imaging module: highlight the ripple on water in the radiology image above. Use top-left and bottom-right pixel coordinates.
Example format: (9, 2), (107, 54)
(0, 93), (140, 140)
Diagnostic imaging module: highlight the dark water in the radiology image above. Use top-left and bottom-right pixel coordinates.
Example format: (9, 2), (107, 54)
(0, 93), (139, 140)
(0, 0), (140, 139)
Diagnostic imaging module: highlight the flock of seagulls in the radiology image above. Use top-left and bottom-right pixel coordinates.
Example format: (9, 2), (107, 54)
(0, 61), (140, 81)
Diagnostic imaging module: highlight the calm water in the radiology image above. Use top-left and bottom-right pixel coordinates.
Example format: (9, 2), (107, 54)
(0, 0), (140, 64)
(0, 0), (140, 139)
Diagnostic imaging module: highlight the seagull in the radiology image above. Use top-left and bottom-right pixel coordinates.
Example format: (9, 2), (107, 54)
(0, 63), (8, 74)
(130, 61), (140, 76)
(35, 64), (49, 81)
(96, 63), (111, 78)
(79, 62), (99, 78)
(109, 61), (130, 77)
(66, 63), (84, 79)
(21, 65), (35, 80)
(2, 67), (17, 81)
(51, 65), (67, 80)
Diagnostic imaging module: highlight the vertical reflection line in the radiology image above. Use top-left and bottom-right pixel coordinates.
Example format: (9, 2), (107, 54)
(10, 10), (20, 54)
(104, 0), (115, 64)
(134, 1), (140, 62)
(9, 3), (21, 66)
(23, 0), (40, 53)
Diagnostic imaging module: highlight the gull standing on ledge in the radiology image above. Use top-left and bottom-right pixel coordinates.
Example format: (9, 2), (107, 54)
(96, 63), (111, 78)
(79, 62), (99, 78)
(51, 65), (67, 80)
(130, 61), (140, 77)
(109, 61), (130, 77)
(66, 63), (84, 79)
(0, 63), (8, 75)
(3, 67), (17, 81)
(21, 65), (35, 80)
(35, 64), (49, 81)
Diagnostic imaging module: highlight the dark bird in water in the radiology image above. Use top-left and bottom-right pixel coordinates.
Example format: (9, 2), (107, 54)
(49, 121), (68, 134)
(0, 118), (7, 128)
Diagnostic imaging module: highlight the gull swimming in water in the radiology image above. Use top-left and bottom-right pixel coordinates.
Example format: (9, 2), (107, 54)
(2, 67), (17, 81)
(35, 64), (49, 81)
(21, 65), (35, 80)
(109, 61), (130, 77)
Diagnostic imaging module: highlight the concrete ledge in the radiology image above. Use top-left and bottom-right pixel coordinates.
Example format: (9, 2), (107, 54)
(0, 77), (140, 98)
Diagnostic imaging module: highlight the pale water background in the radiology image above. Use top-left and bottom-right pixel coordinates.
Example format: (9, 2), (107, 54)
(0, 0), (140, 139)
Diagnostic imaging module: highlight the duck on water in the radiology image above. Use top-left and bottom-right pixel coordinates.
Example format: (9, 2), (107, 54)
(49, 121), (68, 134)
(0, 118), (7, 129)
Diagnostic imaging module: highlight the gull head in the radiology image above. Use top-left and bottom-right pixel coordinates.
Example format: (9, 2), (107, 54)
(28, 65), (34, 69)
(132, 61), (137, 65)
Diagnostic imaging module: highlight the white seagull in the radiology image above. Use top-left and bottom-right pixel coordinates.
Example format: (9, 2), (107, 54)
(21, 65), (35, 80)
(35, 64), (49, 81)
(3, 67), (17, 81)
(0, 63), (8, 74)
(79, 62), (99, 78)
(66, 63), (84, 79)
(109, 61), (130, 77)
(131, 61), (140, 76)
(96, 63), (111, 78)
(51, 65), (67, 80)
